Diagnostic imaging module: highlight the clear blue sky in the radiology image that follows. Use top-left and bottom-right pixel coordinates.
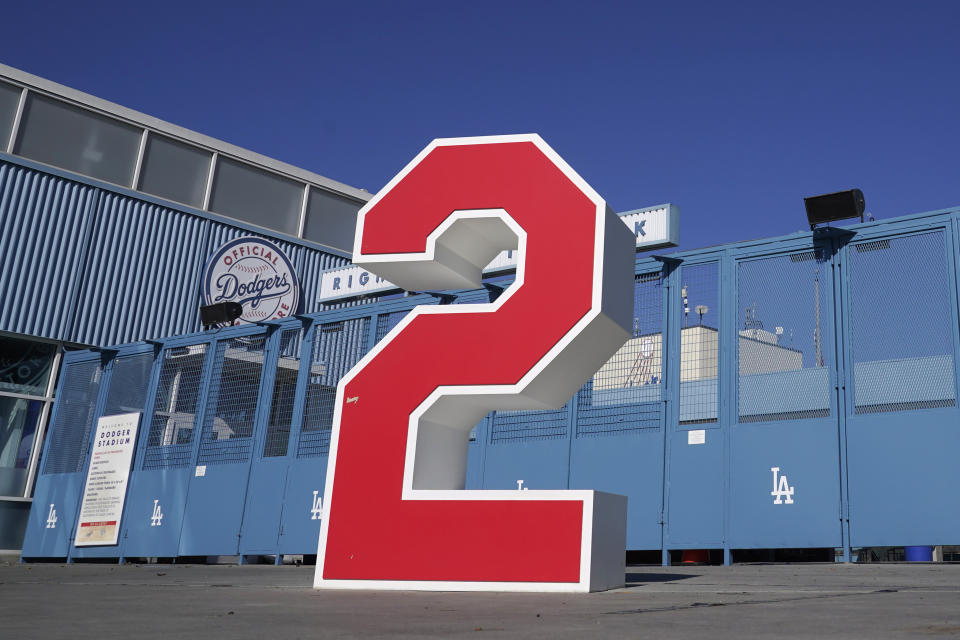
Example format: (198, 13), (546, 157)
(2, 1), (958, 251)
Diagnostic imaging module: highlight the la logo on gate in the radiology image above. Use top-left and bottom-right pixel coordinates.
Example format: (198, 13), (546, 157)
(45, 503), (57, 529)
(310, 491), (323, 520)
(150, 500), (164, 527)
(771, 467), (795, 505)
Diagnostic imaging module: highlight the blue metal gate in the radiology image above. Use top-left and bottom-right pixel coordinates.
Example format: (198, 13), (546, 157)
(663, 258), (725, 552)
(727, 239), (843, 550)
(239, 325), (307, 558)
(277, 313), (372, 556)
(179, 329), (269, 556)
(122, 338), (213, 558)
(71, 347), (156, 560)
(569, 270), (666, 550)
(842, 226), (960, 547)
(21, 353), (104, 559)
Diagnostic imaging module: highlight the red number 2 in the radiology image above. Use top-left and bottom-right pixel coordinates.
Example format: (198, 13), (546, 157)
(316, 135), (635, 591)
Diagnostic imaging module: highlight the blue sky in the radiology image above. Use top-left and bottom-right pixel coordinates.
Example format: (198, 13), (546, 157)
(2, 1), (958, 251)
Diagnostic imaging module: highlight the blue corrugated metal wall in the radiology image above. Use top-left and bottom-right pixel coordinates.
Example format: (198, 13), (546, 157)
(0, 162), (99, 338)
(71, 193), (210, 345)
(0, 157), (350, 346)
(298, 248), (358, 314)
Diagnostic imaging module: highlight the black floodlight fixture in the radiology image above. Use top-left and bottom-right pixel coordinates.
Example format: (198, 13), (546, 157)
(200, 301), (243, 329)
(804, 189), (866, 230)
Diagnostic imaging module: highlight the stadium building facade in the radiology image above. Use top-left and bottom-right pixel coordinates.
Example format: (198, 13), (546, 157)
(0, 64), (368, 550)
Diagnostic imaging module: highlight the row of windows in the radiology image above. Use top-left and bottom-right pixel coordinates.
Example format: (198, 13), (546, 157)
(0, 79), (362, 252)
(0, 334), (61, 498)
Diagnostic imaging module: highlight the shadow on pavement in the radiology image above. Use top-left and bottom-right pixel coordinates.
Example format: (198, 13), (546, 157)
(625, 571), (699, 585)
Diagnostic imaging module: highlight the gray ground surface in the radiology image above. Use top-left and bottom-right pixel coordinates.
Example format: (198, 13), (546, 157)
(1, 558), (959, 639)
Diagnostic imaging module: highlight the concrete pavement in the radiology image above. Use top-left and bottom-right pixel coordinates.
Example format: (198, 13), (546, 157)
(1, 559), (959, 638)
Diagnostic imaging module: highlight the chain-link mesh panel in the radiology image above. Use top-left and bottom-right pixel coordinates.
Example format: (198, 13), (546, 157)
(103, 352), (154, 417)
(489, 406), (569, 443)
(198, 335), (267, 465)
(375, 310), (409, 342)
(298, 317), (370, 458)
(143, 344), (208, 470)
(679, 263), (719, 424)
(263, 328), (303, 458)
(577, 272), (663, 436)
(454, 289), (491, 305)
(42, 359), (102, 475)
(847, 232), (956, 414)
(737, 250), (832, 422)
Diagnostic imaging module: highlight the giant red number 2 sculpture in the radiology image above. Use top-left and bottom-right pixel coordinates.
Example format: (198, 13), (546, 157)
(315, 135), (635, 591)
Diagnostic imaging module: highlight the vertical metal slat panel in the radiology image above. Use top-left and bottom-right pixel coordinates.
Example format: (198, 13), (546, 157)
(70, 192), (208, 345)
(204, 222), (304, 268)
(0, 160), (98, 339)
(297, 246), (349, 315)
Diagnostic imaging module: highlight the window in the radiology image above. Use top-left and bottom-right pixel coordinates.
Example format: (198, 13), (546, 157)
(0, 334), (60, 497)
(0, 80), (21, 151)
(209, 157), (303, 235)
(15, 93), (141, 186)
(0, 335), (57, 396)
(138, 134), (211, 208)
(303, 187), (362, 251)
(0, 396), (43, 496)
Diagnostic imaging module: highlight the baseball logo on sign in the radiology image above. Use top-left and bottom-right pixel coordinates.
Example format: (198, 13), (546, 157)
(201, 237), (301, 324)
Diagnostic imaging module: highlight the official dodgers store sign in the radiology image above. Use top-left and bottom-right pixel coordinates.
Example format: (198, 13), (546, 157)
(317, 205), (678, 302)
(315, 135), (633, 592)
(201, 237), (300, 324)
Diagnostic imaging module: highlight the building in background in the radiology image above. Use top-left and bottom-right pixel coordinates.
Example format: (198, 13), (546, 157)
(0, 64), (370, 550)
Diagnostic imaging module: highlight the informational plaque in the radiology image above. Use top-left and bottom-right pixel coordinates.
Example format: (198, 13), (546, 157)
(74, 412), (140, 546)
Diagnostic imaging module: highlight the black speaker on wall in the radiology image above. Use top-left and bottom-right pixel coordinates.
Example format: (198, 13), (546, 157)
(804, 189), (866, 230)
(200, 301), (243, 328)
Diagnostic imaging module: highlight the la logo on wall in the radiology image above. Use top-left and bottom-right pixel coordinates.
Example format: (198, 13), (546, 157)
(771, 467), (795, 505)
(201, 236), (301, 324)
